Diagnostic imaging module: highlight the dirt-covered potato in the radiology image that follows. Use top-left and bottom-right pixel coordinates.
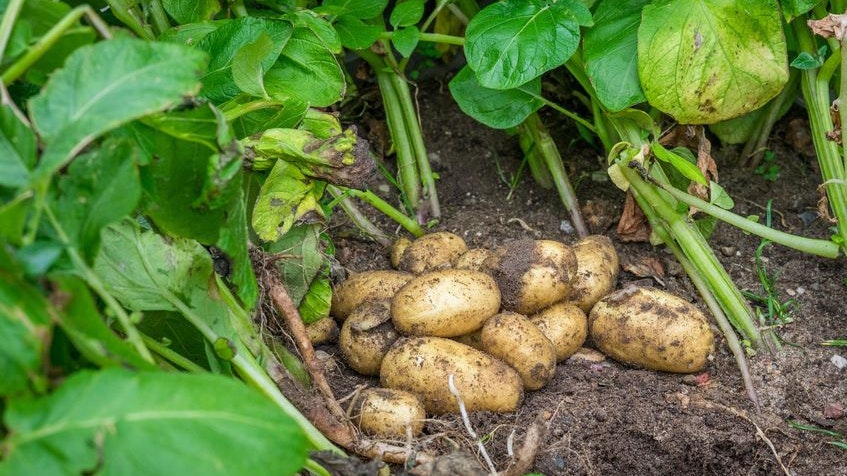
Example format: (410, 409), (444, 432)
(589, 285), (715, 373)
(529, 302), (588, 362)
(452, 328), (484, 351)
(350, 388), (426, 438)
(482, 239), (578, 315)
(305, 317), (339, 345)
(391, 269), (500, 337)
(380, 337), (523, 414)
(481, 312), (557, 391)
(339, 301), (399, 376)
(569, 235), (619, 313)
(331, 270), (413, 321)
(390, 237), (412, 268)
(397, 231), (468, 274)
(454, 248), (493, 271)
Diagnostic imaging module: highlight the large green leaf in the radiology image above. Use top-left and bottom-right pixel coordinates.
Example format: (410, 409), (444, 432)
(0, 105), (36, 188)
(583, 0), (650, 111)
(252, 160), (322, 242)
(781, 0), (818, 22)
(224, 94), (309, 139)
(266, 224), (331, 323)
(162, 0), (221, 23)
(638, 0), (788, 124)
(334, 15), (382, 50)
(390, 0), (425, 28)
(0, 369), (308, 476)
(231, 33), (276, 98)
(314, 0), (388, 19)
(265, 27), (346, 107)
(29, 38), (207, 182)
(464, 0), (592, 89)
(449, 65), (543, 129)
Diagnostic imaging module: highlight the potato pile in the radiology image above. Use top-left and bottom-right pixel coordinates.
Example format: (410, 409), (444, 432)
(316, 231), (715, 438)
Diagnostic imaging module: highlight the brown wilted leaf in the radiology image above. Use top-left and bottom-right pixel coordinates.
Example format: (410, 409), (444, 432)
(616, 192), (651, 242)
(808, 14), (847, 41)
(687, 126), (718, 202)
(622, 255), (666, 285)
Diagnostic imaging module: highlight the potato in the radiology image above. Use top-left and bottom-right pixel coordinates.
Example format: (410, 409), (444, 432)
(529, 302), (588, 362)
(390, 237), (412, 268)
(305, 317), (339, 345)
(589, 285), (715, 373)
(569, 235), (619, 312)
(452, 329), (484, 351)
(482, 239), (578, 315)
(454, 248), (493, 271)
(331, 270), (413, 321)
(391, 269), (500, 337)
(481, 312), (556, 391)
(339, 301), (399, 376)
(350, 388), (426, 438)
(397, 231), (468, 274)
(380, 337), (523, 414)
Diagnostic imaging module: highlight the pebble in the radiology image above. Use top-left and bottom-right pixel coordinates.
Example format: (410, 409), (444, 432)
(831, 354), (847, 370)
(720, 246), (736, 257)
(559, 220), (574, 234)
(824, 403), (845, 420)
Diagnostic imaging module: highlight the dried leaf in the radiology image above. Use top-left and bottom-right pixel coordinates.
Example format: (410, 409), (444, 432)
(808, 14), (847, 41)
(616, 191), (651, 242)
(622, 255), (666, 285)
(687, 126), (718, 201)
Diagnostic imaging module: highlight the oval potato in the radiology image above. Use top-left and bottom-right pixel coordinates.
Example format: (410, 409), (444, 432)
(380, 337), (523, 414)
(331, 270), (413, 321)
(483, 239), (578, 315)
(529, 302), (588, 362)
(339, 301), (399, 376)
(390, 237), (412, 269)
(569, 235), (619, 313)
(305, 317), (339, 345)
(455, 248), (493, 272)
(392, 269), (500, 337)
(397, 232), (468, 274)
(589, 285), (715, 373)
(481, 312), (556, 390)
(351, 388), (426, 438)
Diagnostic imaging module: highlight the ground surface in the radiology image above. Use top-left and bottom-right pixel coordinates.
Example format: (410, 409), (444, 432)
(323, 81), (847, 475)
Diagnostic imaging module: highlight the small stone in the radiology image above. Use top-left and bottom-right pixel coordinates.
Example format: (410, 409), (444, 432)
(377, 184), (390, 194)
(831, 354), (847, 369)
(796, 286), (806, 295)
(720, 246), (736, 257)
(559, 220), (575, 234)
(570, 347), (606, 362)
(786, 288), (796, 297)
(824, 403), (845, 419)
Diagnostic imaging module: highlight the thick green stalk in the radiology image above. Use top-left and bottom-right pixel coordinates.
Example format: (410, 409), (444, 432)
(333, 186), (425, 238)
(741, 69), (800, 168)
(0, 0), (24, 64)
(381, 31), (464, 46)
(325, 185), (391, 246)
(140, 333), (208, 373)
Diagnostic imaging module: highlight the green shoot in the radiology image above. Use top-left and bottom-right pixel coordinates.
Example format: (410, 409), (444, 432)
(822, 339), (847, 346)
(754, 150), (781, 182)
(493, 151), (528, 201)
(789, 421), (847, 450)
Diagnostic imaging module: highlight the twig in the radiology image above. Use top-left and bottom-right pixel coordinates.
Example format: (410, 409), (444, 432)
(448, 374), (498, 475)
(498, 411), (551, 476)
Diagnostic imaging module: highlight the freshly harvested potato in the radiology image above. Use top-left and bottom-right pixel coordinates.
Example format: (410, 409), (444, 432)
(380, 337), (523, 414)
(454, 248), (493, 272)
(589, 285), (715, 373)
(481, 312), (556, 391)
(350, 388), (426, 438)
(482, 239), (578, 315)
(331, 270), (413, 321)
(390, 237), (412, 268)
(339, 301), (399, 376)
(529, 302), (588, 362)
(391, 269), (500, 337)
(569, 235), (619, 313)
(397, 231), (468, 274)
(305, 317), (339, 345)
(452, 329), (484, 351)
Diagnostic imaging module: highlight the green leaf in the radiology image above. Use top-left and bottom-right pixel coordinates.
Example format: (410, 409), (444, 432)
(390, 0), (425, 28)
(215, 191), (259, 309)
(49, 138), (142, 263)
(334, 15), (382, 50)
(781, 0), (819, 22)
(265, 27), (346, 107)
(392, 26), (420, 58)
(288, 10), (342, 53)
(266, 224), (330, 323)
(0, 192), (31, 245)
(0, 369), (308, 476)
(651, 142), (707, 185)
(583, 0), (650, 111)
(638, 0), (788, 124)
(464, 0), (592, 89)
(29, 38), (207, 183)
(709, 181), (734, 210)
(159, 21), (222, 46)
(314, 0), (388, 19)
(0, 105), (37, 188)
(198, 17), (293, 103)
(252, 161), (322, 242)
(162, 0), (221, 23)
(449, 66), (544, 129)
(224, 94), (309, 138)
(232, 33), (276, 97)
(790, 45), (827, 70)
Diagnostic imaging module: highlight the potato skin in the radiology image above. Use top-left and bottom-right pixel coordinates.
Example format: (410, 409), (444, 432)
(454, 248), (493, 272)
(481, 312), (557, 391)
(529, 302), (588, 362)
(397, 232), (468, 274)
(569, 235), (619, 313)
(391, 269), (500, 337)
(483, 239), (577, 315)
(305, 317), (339, 345)
(589, 286), (715, 373)
(390, 237), (412, 269)
(331, 270), (413, 321)
(339, 301), (399, 376)
(380, 337), (523, 414)
(351, 388), (426, 438)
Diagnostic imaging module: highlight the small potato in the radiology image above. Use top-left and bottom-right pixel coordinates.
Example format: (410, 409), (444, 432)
(569, 235), (619, 313)
(391, 269), (500, 337)
(454, 248), (493, 272)
(381, 337), (523, 414)
(350, 388), (426, 438)
(481, 312), (556, 391)
(305, 317), (339, 345)
(529, 302), (588, 362)
(331, 270), (413, 321)
(589, 285), (715, 373)
(397, 232), (468, 274)
(339, 301), (399, 376)
(483, 239), (578, 315)
(390, 237), (412, 268)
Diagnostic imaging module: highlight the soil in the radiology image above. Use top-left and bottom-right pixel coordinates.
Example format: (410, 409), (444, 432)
(322, 81), (847, 475)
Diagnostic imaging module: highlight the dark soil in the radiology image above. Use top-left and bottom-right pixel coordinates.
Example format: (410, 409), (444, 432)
(324, 82), (847, 475)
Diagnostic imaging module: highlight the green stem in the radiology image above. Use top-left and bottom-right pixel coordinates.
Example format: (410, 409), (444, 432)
(379, 31), (465, 46)
(221, 99), (285, 122)
(140, 332), (208, 373)
(325, 185), (392, 246)
(336, 186), (425, 237)
(145, 0), (171, 36)
(528, 91), (597, 133)
(0, 0), (24, 65)
(742, 69), (800, 168)
(105, 0), (155, 40)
